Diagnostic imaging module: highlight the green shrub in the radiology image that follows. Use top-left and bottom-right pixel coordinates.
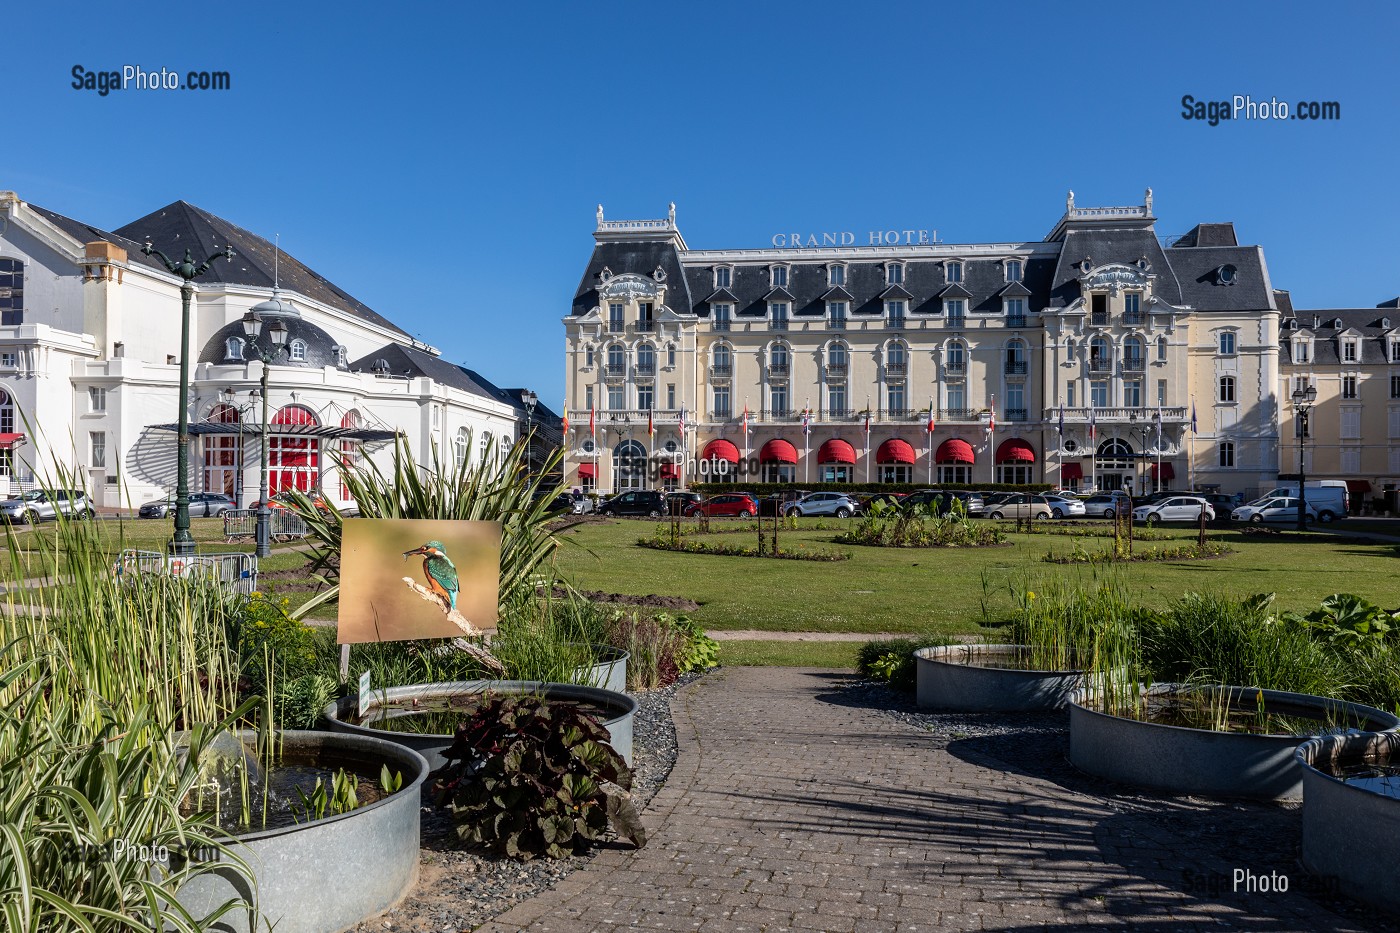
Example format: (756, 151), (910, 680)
(671, 614), (720, 673)
(835, 500), (1006, 548)
(856, 635), (953, 692)
(435, 694), (645, 860)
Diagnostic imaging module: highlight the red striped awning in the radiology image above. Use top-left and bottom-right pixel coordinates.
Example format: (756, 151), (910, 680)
(701, 439), (740, 464)
(996, 439), (1036, 463)
(759, 439), (798, 464)
(935, 438), (975, 464)
(1061, 462), (1084, 481)
(876, 438), (916, 464)
(0, 433), (25, 449)
(1149, 462), (1176, 480)
(660, 463), (680, 480)
(817, 438), (856, 464)
(577, 462), (597, 478)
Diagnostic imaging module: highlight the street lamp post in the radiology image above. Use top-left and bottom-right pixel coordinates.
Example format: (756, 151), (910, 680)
(521, 389), (538, 473)
(1293, 385), (1318, 531)
(241, 311), (290, 557)
(1128, 411), (1153, 496)
(142, 242), (234, 555)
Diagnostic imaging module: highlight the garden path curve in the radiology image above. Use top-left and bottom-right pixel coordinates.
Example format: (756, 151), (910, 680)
(477, 667), (1389, 933)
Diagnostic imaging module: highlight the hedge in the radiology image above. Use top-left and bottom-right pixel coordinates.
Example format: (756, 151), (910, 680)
(688, 481), (1055, 495)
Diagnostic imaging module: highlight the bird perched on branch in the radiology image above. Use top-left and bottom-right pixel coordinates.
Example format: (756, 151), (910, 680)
(401, 540), (459, 612)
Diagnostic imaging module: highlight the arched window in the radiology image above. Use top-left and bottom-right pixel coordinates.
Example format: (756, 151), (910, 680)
(1219, 375), (1236, 403)
(828, 342), (848, 368)
(1005, 259), (1023, 282)
(585, 345), (594, 368)
(613, 439), (647, 492)
(1090, 336), (1111, 371)
(202, 403), (242, 498)
(225, 336), (245, 361)
(712, 344), (732, 374)
(208, 403), (240, 423)
(636, 343), (656, 374)
(770, 343), (790, 369)
(1123, 335), (1145, 368)
(269, 405), (321, 495)
(666, 343), (676, 367)
(1005, 339), (1028, 374)
(480, 431), (493, 465)
(606, 344), (626, 371)
(339, 410), (364, 502)
(288, 339), (307, 362)
(887, 340), (907, 369)
(455, 425), (471, 466)
(946, 340), (967, 371)
(0, 388), (14, 478)
(1157, 335), (1168, 360)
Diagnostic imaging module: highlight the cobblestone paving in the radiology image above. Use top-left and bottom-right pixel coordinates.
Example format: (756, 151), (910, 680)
(478, 667), (1392, 932)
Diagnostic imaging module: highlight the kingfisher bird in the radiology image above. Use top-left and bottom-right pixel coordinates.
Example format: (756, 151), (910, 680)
(402, 540), (459, 612)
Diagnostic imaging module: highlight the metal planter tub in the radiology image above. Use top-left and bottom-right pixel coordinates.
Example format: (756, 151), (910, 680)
(569, 644), (629, 693)
(1069, 684), (1400, 800)
(914, 643), (1089, 711)
(1296, 731), (1400, 915)
(175, 730), (427, 933)
(323, 680), (639, 772)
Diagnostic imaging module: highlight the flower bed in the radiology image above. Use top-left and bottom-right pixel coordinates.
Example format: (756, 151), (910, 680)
(637, 536), (850, 561)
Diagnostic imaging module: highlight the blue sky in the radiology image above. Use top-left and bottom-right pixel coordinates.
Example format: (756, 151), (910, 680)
(4, 2), (1397, 409)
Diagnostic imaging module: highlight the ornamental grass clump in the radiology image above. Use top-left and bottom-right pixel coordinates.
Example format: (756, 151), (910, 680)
(434, 694), (645, 860)
(834, 500), (1006, 548)
(1008, 577), (1143, 673)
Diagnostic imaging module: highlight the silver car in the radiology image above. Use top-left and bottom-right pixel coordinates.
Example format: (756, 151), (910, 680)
(138, 492), (237, 519)
(1042, 495), (1087, 519)
(1132, 496), (1215, 524)
(1231, 497), (1318, 524)
(1081, 492), (1130, 518)
(0, 488), (96, 524)
(784, 492), (861, 518)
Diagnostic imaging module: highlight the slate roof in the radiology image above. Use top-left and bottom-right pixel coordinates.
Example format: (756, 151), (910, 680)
(571, 238), (693, 318)
(199, 317), (344, 369)
(28, 203), (171, 275)
(1281, 309), (1399, 365)
(113, 201), (410, 338)
(1049, 227), (1182, 307)
(348, 343), (511, 404)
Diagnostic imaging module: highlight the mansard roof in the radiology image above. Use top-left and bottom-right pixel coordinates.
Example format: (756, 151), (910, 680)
(347, 343), (512, 405)
(1280, 308), (1400, 365)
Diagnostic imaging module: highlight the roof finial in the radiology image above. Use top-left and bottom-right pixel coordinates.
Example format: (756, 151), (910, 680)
(668, 202), (676, 226)
(596, 204), (604, 225)
(1066, 190), (1075, 212)
(1144, 187), (1154, 213)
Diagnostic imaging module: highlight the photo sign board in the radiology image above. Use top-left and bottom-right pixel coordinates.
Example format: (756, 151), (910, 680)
(338, 518), (502, 644)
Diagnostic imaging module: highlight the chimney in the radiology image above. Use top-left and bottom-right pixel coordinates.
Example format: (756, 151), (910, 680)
(1313, 314), (1320, 329)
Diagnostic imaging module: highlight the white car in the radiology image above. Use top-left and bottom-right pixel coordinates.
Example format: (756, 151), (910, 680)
(1042, 495), (1087, 519)
(1231, 497), (1318, 524)
(1132, 496), (1215, 524)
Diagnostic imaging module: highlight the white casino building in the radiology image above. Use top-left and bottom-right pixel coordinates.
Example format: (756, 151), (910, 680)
(0, 191), (535, 508)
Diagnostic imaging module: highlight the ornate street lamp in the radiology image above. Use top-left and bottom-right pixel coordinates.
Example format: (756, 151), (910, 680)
(143, 241), (234, 556)
(242, 310), (290, 557)
(521, 389), (538, 472)
(1293, 384), (1318, 531)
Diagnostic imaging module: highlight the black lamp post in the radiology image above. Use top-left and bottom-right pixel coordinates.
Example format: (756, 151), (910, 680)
(241, 310), (290, 557)
(142, 242), (234, 556)
(521, 389), (538, 472)
(1293, 384), (1318, 531)
(1127, 410), (1153, 496)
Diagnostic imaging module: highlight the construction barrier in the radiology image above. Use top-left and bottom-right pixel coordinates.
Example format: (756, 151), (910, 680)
(114, 549), (259, 595)
(222, 508), (309, 543)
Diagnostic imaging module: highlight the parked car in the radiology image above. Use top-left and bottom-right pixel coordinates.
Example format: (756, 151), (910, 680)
(1231, 496), (1319, 524)
(979, 491), (1017, 508)
(784, 492), (861, 518)
(1132, 496), (1215, 524)
(666, 492), (703, 516)
(1042, 494), (1087, 519)
(901, 489), (985, 517)
(1191, 492), (1238, 515)
(1081, 492), (1130, 518)
(569, 491), (595, 514)
(138, 491), (238, 519)
(686, 493), (759, 518)
(0, 489), (95, 524)
(984, 493), (1052, 521)
(596, 489), (668, 517)
(1256, 482), (1347, 523)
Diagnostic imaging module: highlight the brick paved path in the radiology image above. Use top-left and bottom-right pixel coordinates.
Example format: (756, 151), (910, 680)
(478, 668), (1388, 932)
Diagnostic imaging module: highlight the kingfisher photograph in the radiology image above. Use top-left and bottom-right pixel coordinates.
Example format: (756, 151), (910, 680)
(337, 518), (501, 643)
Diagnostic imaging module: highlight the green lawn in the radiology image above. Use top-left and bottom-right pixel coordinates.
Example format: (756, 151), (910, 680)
(549, 519), (1400, 636)
(718, 640), (858, 668)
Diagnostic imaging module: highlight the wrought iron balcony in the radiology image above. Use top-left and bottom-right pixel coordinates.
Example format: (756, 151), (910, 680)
(1089, 358), (1113, 373)
(708, 363), (732, 380)
(885, 360), (907, 376)
(1006, 408), (1029, 422)
(770, 318), (789, 331)
(1046, 406), (1188, 423)
(1091, 312), (1109, 326)
(608, 321), (626, 333)
(887, 316), (906, 329)
(939, 408), (979, 421)
(827, 317), (847, 330)
(1004, 361), (1029, 375)
(1006, 315), (1027, 328)
(711, 319), (731, 332)
(1122, 357), (1145, 372)
(604, 363), (627, 381)
(635, 320), (656, 333)
(825, 362), (848, 378)
(635, 360), (656, 376)
(946, 315), (966, 328)
(767, 362), (790, 377)
(944, 361), (966, 375)
(1123, 312), (1145, 325)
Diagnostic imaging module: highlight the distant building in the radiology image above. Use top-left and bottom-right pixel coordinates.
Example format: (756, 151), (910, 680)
(562, 192), (1283, 496)
(0, 192), (541, 508)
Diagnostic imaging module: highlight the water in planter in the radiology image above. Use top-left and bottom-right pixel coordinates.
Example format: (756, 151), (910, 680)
(1326, 756), (1400, 799)
(1138, 692), (1372, 736)
(959, 648), (1081, 672)
(356, 694), (624, 736)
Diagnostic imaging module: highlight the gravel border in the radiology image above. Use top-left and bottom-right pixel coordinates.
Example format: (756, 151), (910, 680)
(352, 671), (701, 932)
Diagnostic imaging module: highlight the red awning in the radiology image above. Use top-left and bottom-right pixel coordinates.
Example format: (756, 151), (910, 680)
(759, 439), (798, 464)
(660, 463), (680, 480)
(700, 438), (740, 464)
(876, 438), (916, 464)
(1346, 479), (1371, 494)
(1149, 462), (1177, 481)
(817, 438), (856, 464)
(996, 439), (1036, 463)
(577, 462), (597, 478)
(1061, 462), (1084, 481)
(935, 438), (975, 464)
(0, 433), (25, 449)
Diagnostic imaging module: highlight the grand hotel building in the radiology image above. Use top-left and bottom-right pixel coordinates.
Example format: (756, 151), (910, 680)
(563, 191), (1293, 497)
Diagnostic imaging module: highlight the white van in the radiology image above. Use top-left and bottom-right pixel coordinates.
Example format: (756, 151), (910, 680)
(1258, 481), (1348, 522)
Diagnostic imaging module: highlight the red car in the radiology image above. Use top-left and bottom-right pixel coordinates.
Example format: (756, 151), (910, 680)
(685, 493), (759, 518)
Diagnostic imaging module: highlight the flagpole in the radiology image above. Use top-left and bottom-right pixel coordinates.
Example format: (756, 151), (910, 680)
(927, 397), (935, 486)
(562, 409), (569, 490)
(804, 399), (811, 485)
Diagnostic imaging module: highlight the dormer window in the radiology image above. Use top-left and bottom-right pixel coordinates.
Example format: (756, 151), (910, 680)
(827, 300), (848, 329)
(714, 266), (732, 288)
(1292, 338), (1311, 364)
(335, 345), (348, 368)
(1342, 339), (1358, 362)
(1390, 339), (1400, 363)
(225, 336), (245, 361)
(1217, 264), (1238, 285)
(886, 262), (904, 286)
(945, 260), (963, 284)
(771, 265), (789, 288)
(288, 339), (307, 362)
(769, 301), (789, 330)
(828, 263), (846, 287)
(1005, 259), (1023, 283)
(608, 303), (624, 333)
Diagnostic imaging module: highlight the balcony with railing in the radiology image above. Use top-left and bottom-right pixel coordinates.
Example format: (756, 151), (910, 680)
(885, 360), (907, 376)
(771, 317), (789, 331)
(604, 363), (627, 382)
(828, 317), (847, 330)
(1122, 356), (1145, 372)
(1006, 408), (1029, 422)
(1006, 315), (1027, 328)
(585, 408), (685, 426)
(708, 363), (732, 381)
(823, 408), (855, 420)
(767, 361), (790, 378)
(762, 409), (799, 422)
(887, 316), (906, 329)
(946, 315), (966, 328)
(635, 359), (656, 377)
(1046, 406), (1188, 424)
(1123, 312), (1145, 325)
(1091, 311), (1109, 326)
(711, 318), (731, 332)
(1089, 357), (1113, 373)
(939, 408), (979, 421)
(635, 320), (656, 334)
(608, 320), (626, 334)
(1004, 360), (1029, 375)
(944, 361), (966, 376)
(824, 362), (848, 378)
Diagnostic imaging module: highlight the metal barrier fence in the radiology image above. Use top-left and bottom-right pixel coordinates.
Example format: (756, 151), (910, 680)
(222, 508), (310, 543)
(114, 549), (259, 595)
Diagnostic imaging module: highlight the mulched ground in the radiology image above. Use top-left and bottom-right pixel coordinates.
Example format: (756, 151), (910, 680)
(351, 672), (699, 932)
